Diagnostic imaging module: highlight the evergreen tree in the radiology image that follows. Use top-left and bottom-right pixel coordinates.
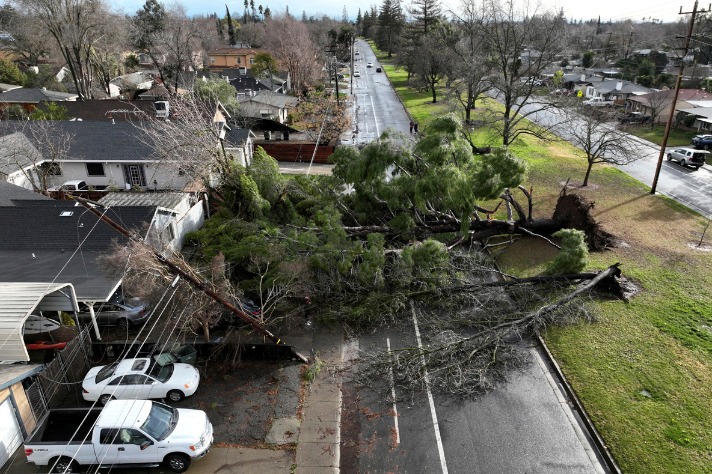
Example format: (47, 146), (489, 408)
(409, 0), (441, 35)
(225, 6), (237, 46)
(376, 0), (403, 58)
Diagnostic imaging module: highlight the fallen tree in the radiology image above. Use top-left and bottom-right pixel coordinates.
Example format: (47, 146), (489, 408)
(356, 264), (623, 397)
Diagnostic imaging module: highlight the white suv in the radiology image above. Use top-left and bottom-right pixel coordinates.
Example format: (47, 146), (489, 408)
(667, 147), (708, 170)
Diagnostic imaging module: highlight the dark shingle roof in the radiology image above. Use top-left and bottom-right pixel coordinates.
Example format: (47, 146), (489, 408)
(0, 181), (51, 206)
(0, 87), (78, 103)
(0, 121), (156, 162)
(0, 203), (156, 300)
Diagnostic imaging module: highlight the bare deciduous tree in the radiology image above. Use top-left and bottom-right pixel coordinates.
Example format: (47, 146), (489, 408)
(479, 0), (567, 146)
(132, 93), (234, 187)
(0, 5), (56, 66)
(556, 106), (641, 186)
(21, 0), (110, 99)
(0, 120), (72, 192)
(291, 90), (351, 144)
(262, 15), (319, 95)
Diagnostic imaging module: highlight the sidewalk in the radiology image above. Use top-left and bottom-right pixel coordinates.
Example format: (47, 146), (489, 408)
(293, 329), (344, 474)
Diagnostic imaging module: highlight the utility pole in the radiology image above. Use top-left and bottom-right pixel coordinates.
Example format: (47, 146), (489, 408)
(651, 1), (709, 194)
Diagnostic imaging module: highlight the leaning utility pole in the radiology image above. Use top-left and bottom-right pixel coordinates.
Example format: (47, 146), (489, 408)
(651, 2), (709, 194)
(72, 196), (310, 363)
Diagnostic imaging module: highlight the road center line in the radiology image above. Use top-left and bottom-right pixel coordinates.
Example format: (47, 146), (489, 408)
(410, 302), (449, 474)
(386, 337), (400, 445)
(369, 94), (380, 138)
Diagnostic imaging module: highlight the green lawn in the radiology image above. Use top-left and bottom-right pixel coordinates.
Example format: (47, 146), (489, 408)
(370, 43), (712, 473)
(625, 124), (698, 147)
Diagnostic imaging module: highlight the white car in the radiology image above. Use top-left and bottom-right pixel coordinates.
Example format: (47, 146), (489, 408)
(353, 70), (361, 78)
(367, 62), (374, 68)
(82, 357), (200, 405)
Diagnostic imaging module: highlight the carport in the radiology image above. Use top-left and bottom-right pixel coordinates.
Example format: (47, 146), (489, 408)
(0, 282), (79, 362)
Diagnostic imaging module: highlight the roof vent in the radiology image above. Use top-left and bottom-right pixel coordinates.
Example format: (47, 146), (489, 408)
(59, 211), (74, 217)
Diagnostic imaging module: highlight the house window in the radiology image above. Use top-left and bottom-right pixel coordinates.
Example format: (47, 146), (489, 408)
(86, 163), (105, 176)
(237, 57), (241, 64)
(38, 162), (62, 176)
(249, 57), (254, 65)
(210, 57), (215, 64)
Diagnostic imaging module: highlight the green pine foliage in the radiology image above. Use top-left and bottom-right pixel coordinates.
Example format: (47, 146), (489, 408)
(0, 59), (26, 86)
(547, 229), (589, 274)
(188, 120), (528, 324)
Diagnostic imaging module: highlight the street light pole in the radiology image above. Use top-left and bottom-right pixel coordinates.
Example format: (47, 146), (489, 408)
(651, 1), (707, 194)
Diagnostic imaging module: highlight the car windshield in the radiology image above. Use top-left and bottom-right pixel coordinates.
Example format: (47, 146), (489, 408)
(141, 402), (178, 441)
(147, 360), (174, 383)
(95, 362), (118, 383)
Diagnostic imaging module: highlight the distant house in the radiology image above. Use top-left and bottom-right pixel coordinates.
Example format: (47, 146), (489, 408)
(198, 67), (290, 95)
(0, 87), (78, 115)
(561, 74), (652, 103)
(628, 89), (712, 125)
(224, 128), (257, 167)
(238, 91), (298, 125)
(208, 47), (262, 72)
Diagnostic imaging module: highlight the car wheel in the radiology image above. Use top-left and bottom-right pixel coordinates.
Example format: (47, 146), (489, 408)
(164, 453), (191, 473)
(667, 153), (672, 161)
(167, 389), (185, 402)
(99, 394), (115, 406)
(117, 318), (130, 331)
(52, 457), (77, 473)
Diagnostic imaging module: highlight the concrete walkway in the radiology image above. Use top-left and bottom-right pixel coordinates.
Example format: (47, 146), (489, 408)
(294, 330), (344, 474)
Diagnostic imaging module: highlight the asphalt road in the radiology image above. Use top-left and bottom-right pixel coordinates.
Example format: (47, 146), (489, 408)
(351, 40), (411, 144)
(341, 308), (605, 474)
(338, 40), (610, 474)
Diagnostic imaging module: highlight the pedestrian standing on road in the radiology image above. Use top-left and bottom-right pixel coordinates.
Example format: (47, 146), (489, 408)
(409, 120), (414, 134)
(414, 122), (419, 134)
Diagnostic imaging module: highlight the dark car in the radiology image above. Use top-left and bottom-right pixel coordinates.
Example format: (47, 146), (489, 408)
(376, 67), (382, 73)
(691, 134), (712, 149)
(220, 299), (263, 327)
(619, 112), (651, 125)
(77, 301), (150, 329)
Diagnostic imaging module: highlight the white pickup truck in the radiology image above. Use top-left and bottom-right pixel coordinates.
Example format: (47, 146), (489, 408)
(582, 97), (614, 107)
(24, 399), (213, 473)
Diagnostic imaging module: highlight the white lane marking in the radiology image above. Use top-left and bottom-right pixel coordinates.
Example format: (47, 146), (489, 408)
(410, 302), (449, 474)
(369, 94), (380, 138)
(386, 337), (400, 445)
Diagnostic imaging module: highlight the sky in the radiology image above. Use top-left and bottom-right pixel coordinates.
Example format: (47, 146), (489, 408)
(112, 0), (688, 24)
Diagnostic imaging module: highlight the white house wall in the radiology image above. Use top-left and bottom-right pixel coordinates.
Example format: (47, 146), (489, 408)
(175, 200), (205, 250)
(47, 161), (192, 191)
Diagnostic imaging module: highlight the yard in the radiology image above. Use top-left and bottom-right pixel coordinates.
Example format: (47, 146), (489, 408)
(375, 45), (712, 473)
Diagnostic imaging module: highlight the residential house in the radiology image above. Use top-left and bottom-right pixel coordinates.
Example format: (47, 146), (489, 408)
(629, 89), (712, 127)
(0, 121), (187, 192)
(0, 180), (159, 337)
(199, 67), (290, 95)
(224, 128), (257, 167)
(0, 87), (78, 116)
(237, 91), (298, 125)
(560, 74), (653, 103)
(208, 47), (262, 72)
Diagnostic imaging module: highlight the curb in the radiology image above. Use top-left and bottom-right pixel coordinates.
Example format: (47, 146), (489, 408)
(536, 334), (622, 474)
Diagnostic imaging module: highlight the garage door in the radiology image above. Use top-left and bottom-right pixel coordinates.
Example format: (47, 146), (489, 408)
(0, 398), (22, 468)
